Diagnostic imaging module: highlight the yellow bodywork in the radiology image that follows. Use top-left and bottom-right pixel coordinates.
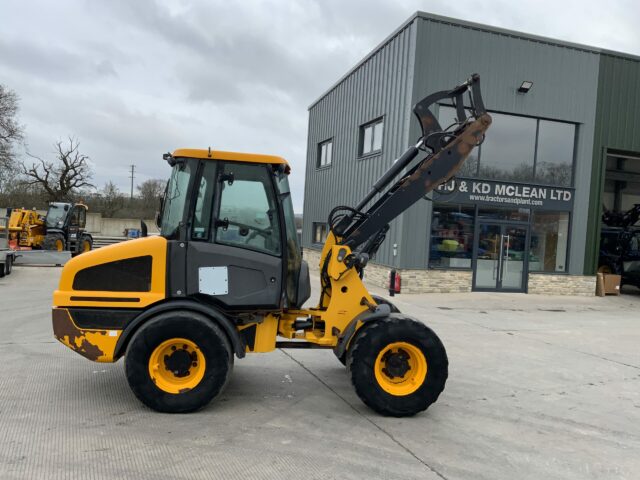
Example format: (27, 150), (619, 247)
(53, 236), (167, 361)
(52, 158), (373, 362)
(52, 308), (122, 362)
(173, 148), (289, 168)
(5, 208), (45, 247)
(53, 235), (167, 309)
(278, 232), (374, 347)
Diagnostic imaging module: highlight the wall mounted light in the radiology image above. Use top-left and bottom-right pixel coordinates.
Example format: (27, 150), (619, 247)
(518, 81), (533, 93)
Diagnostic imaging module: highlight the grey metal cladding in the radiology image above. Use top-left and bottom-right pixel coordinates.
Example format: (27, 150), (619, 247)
(401, 16), (600, 272)
(302, 20), (417, 267)
(304, 12), (601, 274)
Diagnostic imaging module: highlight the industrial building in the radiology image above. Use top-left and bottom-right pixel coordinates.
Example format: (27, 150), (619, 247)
(302, 11), (640, 294)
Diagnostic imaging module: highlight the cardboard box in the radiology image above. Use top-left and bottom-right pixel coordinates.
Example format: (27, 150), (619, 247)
(596, 273), (605, 297)
(603, 274), (621, 295)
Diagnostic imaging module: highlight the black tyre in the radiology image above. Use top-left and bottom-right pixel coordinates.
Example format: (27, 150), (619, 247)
(0, 262), (5, 278)
(125, 311), (233, 413)
(371, 294), (400, 313)
(43, 233), (65, 251)
(347, 316), (448, 417)
(5, 256), (12, 275)
(73, 235), (93, 257)
(335, 297), (401, 366)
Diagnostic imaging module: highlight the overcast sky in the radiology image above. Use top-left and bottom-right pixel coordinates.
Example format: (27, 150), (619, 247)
(1, 0), (638, 211)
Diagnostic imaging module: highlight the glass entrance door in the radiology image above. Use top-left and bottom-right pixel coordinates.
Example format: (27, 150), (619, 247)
(474, 222), (528, 291)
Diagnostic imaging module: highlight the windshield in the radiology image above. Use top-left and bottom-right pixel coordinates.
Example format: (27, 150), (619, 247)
(45, 204), (68, 228)
(160, 161), (193, 238)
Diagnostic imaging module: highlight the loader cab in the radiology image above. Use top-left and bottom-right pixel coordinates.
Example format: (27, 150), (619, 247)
(159, 150), (310, 311)
(45, 203), (87, 230)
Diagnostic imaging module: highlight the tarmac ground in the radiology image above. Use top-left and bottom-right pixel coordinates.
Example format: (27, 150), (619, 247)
(1, 266), (639, 479)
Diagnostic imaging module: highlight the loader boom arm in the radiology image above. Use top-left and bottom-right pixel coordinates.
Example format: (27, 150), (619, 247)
(327, 74), (491, 259)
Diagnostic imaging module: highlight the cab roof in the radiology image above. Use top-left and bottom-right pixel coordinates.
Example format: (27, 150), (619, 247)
(172, 148), (289, 167)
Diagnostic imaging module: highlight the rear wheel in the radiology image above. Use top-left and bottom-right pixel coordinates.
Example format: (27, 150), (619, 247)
(0, 262), (5, 278)
(347, 317), (448, 417)
(125, 311), (233, 413)
(43, 233), (65, 251)
(5, 256), (12, 275)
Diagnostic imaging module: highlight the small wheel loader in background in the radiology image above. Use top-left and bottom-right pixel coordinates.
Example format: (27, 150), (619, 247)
(6, 203), (93, 255)
(52, 75), (491, 416)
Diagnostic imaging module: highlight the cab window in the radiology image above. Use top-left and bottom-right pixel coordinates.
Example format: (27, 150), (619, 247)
(192, 162), (216, 240)
(78, 207), (86, 228)
(68, 207), (80, 226)
(214, 163), (281, 256)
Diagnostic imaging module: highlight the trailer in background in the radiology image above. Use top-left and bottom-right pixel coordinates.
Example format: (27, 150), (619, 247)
(0, 217), (16, 278)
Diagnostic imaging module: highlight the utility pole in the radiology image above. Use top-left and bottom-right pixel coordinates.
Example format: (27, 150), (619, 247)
(129, 165), (135, 200)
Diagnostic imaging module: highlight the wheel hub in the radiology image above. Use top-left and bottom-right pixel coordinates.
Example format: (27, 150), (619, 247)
(381, 349), (411, 379)
(374, 341), (428, 396)
(164, 345), (197, 378)
(148, 338), (206, 394)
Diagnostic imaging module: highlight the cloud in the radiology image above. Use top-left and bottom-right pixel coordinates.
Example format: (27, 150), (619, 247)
(0, 0), (638, 211)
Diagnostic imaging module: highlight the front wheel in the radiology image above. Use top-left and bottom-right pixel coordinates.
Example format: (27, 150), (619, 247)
(125, 311), (233, 413)
(43, 233), (65, 251)
(347, 316), (448, 417)
(371, 294), (400, 313)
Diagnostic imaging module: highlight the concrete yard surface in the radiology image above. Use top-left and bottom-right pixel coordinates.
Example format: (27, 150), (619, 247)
(1, 266), (639, 479)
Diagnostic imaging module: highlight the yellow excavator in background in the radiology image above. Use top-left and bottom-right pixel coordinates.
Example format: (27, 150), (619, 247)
(52, 75), (491, 416)
(4, 203), (93, 254)
(6, 208), (44, 248)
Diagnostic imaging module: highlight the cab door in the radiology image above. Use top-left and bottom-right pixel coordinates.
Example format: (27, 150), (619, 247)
(66, 205), (84, 249)
(185, 161), (284, 310)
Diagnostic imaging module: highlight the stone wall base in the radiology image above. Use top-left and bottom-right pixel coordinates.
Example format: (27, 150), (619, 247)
(303, 248), (596, 296)
(528, 273), (596, 296)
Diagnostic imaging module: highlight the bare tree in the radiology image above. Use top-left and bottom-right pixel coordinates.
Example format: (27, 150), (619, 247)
(137, 179), (165, 205)
(0, 84), (24, 192)
(100, 181), (125, 218)
(22, 137), (94, 201)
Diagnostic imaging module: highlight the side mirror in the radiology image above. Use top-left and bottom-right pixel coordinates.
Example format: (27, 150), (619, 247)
(140, 220), (148, 238)
(155, 211), (162, 229)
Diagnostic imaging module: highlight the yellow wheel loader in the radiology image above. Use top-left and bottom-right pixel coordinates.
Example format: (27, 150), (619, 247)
(52, 75), (491, 416)
(6, 203), (92, 254)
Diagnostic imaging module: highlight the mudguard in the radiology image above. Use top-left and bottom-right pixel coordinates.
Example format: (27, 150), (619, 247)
(333, 303), (391, 361)
(113, 299), (246, 360)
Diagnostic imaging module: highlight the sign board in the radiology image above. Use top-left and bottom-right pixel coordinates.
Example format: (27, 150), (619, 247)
(433, 177), (574, 211)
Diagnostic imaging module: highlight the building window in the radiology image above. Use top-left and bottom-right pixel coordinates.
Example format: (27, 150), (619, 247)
(438, 106), (575, 187)
(359, 118), (383, 156)
(479, 113), (537, 182)
(438, 106), (479, 177)
(312, 222), (328, 245)
(529, 211), (570, 272)
(318, 139), (333, 168)
(429, 203), (475, 269)
(535, 121), (574, 187)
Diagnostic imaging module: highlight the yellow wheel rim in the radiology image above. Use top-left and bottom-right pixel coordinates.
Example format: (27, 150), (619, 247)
(82, 240), (91, 252)
(148, 338), (206, 394)
(374, 342), (427, 396)
(55, 239), (64, 251)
